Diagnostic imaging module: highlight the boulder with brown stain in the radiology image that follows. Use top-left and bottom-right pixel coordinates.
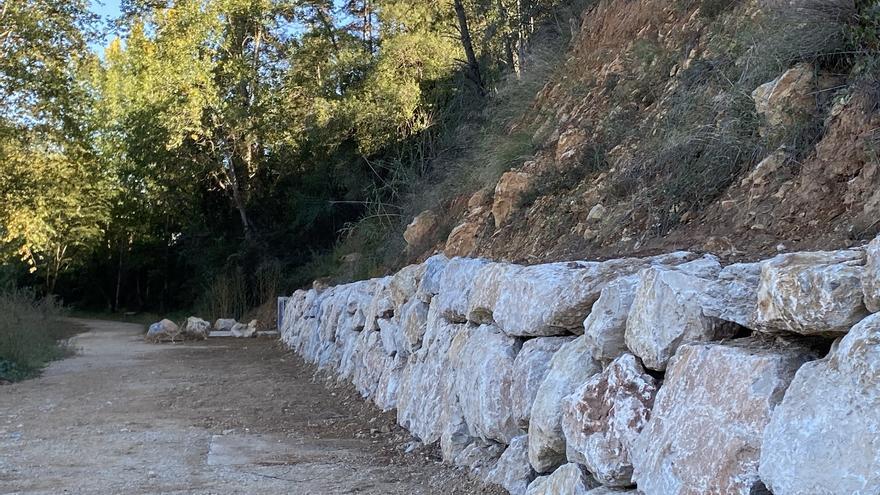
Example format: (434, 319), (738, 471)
(751, 63), (816, 136)
(630, 337), (816, 495)
(403, 210), (439, 250)
(561, 353), (657, 487)
(492, 171), (533, 228)
(754, 250), (869, 335)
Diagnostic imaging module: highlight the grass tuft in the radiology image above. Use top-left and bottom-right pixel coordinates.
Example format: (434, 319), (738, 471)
(0, 290), (75, 382)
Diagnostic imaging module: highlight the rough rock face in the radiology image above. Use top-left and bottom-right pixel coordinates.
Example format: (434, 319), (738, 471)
(396, 306), (466, 445)
(528, 336), (602, 473)
(561, 353), (657, 487)
(751, 63), (816, 135)
(403, 209), (439, 250)
(214, 318), (237, 332)
(400, 298), (429, 353)
(230, 319), (258, 338)
(453, 440), (505, 476)
(487, 435), (537, 495)
(468, 262), (524, 325)
(864, 236), (880, 312)
(555, 128), (589, 166)
(511, 337), (574, 430)
(759, 313), (880, 494)
(631, 338), (815, 495)
(754, 250), (868, 335)
(451, 324), (523, 444)
(415, 254), (448, 302)
(279, 248), (880, 495)
(445, 218), (489, 257)
(364, 277), (394, 331)
(146, 319), (179, 341)
(183, 316), (210, 339)
(389, 263), (423, 310)
(525, 463), (595, 495)
(493, 171), (533, 227)
(740, 148), (793, 195)
(494, 255), (689, 338)
(624, 265), (755, 371)
(435, 257), (489, 322)
(583, 275), (639, 362)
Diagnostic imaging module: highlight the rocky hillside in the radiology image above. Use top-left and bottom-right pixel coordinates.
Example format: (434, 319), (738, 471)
(399, 0), (879, 267)
(279, 237), (880, 494)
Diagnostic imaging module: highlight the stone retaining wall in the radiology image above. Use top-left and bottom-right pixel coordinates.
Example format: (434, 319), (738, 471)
(279, 236), (880, 494)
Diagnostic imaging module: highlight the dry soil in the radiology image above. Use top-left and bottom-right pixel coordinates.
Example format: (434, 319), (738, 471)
(0, 318), (505, 494)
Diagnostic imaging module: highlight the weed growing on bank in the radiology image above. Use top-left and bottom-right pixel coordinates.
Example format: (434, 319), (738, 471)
(0, 291), (74, 382)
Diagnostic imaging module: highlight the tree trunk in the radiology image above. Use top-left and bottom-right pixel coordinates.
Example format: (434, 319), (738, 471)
(227, 162), (253, 242)
(363, 0), (373, 53)
(453, 0), (484, 94)
(496, 0), (518, 77)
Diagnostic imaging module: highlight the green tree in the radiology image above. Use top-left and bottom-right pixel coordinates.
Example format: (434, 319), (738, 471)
(0, 0), (112, 292)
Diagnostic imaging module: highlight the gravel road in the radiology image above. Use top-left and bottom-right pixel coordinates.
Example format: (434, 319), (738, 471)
(0, 318), (503, 494)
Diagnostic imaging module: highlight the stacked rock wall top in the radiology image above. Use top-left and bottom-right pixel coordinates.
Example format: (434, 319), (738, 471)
(279, 241), (880, 494)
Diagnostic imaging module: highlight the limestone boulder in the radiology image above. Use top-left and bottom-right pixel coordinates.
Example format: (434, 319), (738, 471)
(493, 171), (533, 227)
(451, 324), (523, 444)
(445, 218), (488, 257)
(625, 263), (758, 371)
(561, 353), (657, 487)
(452, 440), (505, 477)
(389, 263), (423, 310)
(467, 262), (523, 325)
(400, 298), (429, 354)
(404, 209), (439, 250)
(352, 330), (388, 399)
(146, 319), (179, 341)
(434, 257), (489, 323)
(396, 303), (467, 445)
(754, 250), (868, 335)
(511, 336), (574, 429)
(214, 318), (237, 332)
(864, 236), (880, 312)
(182, 316), (210, 340)
(630, 338), (816, 495)
(751, 63), (816, 135)
(364, 277), (394, 331)
(759, 313), (880, 494)
(335, 325), (363, 381)
(345, 279), (376, 330)
(525, 463), (596, 495)
(378, 318), (406, 357)
(486, 435), (537, 495)
(440, 397), (472, 462)
(528, 335), (602, 473)
(230, 319), (258, 338)
(583, 275), (639, 362)
(415, 254), (448, 302)
(373, 355), (405, 412)
(494, 253), (699, 338)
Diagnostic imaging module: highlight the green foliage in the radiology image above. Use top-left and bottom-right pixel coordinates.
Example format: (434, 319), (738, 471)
(1, 0), (597, 313)
(0, 1), (112, 292)
(0, 290), (72, 382)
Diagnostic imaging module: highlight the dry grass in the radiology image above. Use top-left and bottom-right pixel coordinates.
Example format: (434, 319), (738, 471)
(0, 290), (75, 382)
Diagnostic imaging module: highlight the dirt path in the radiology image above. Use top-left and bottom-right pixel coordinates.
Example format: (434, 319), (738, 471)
(0, 319), (502, 495)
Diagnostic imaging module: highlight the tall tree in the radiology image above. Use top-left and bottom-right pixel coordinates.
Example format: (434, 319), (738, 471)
(0, 0), (112, 292)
